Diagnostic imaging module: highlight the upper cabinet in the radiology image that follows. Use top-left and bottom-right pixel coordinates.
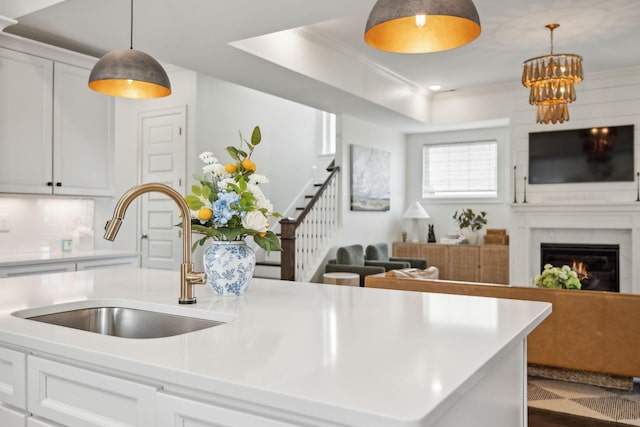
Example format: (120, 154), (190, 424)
(53, 62), (113, 196)
(0, 47), (53, 195)
(0, 39), (114, 197)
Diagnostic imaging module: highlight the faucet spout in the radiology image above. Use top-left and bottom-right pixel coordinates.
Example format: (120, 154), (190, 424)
(104, 183), (206, 304)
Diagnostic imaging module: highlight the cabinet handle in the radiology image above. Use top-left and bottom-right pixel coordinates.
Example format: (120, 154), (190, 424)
(56, 182), (62, 187)
(141, 234), (148, 240)
(47, 182), (53, 186)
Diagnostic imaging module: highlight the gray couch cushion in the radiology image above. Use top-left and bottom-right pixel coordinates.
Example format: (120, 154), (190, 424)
(366, 243), (389, 261)
(336, 245), (365, 266)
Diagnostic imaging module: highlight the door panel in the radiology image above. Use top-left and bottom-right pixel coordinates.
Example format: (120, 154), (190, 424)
(140, 106), (186, 270)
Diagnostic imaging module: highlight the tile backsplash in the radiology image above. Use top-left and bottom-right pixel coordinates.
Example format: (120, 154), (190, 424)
(0, 197), (94, 255)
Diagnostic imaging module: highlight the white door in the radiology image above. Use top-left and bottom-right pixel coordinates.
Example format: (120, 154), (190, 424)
(139, 106), (186, 270)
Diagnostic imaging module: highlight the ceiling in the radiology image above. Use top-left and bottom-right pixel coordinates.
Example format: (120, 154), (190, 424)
(2, 0), (640, 133)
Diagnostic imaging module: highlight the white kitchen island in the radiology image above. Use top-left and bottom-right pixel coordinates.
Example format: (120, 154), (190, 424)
(0, 268), (550, 427)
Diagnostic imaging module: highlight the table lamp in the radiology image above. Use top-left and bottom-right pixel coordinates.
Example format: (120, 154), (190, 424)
(402, 202), (430, 242)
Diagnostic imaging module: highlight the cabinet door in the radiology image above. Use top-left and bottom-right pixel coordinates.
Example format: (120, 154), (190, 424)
(157, 392), (297, 427)
(0, 403), (27, 427)
(420, 244), (450, 280)
(0, 47), (53, 195)
(448, 245), (479, 282)
(392, 242), (420, 258)
(53, 62), (113, 196)
(480, 246), (509, 284)
(0, 347), (26, 409)
(28, 356), (157, 427)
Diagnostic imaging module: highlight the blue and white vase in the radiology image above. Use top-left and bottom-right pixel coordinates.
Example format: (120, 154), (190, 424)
(203, 241), (256, 296)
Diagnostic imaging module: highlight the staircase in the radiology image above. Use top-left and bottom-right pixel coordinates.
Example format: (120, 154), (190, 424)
(254, 164), (340, 282)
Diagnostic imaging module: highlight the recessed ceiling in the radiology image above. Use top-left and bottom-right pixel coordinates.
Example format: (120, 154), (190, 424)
(2, 0), (640, 133)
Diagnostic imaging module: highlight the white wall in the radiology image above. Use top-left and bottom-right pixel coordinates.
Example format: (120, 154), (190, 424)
(95, 67), (198, 252)
(510, 66), (640, 204)
(0, 197), (93, 254)
(101, 68), (326, 255)
(195, 74), (324, 220)
(405, 127), (511, 243)
(335, 115), (406, 249)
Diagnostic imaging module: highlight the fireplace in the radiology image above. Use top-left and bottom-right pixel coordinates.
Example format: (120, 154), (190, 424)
(540, 243), (619, 292)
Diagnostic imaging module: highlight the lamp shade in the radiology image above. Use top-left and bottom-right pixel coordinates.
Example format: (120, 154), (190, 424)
(364, 0), (481, 54)
(402, 201), (430, 219)
(88, 48), (172, 99)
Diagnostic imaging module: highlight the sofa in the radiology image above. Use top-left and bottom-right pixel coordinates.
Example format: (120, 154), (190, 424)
(364, 274), (640, 384)
(325, 244), (412, 286)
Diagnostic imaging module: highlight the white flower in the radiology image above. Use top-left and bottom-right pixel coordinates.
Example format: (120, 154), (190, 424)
(218, 177), (235, 191)
(199, 152), (218, 165)
(248, 184), (273, 213)
(249, 174), (269, 185)
(242, 210), (269, 232)
(203, 163), (226, 177)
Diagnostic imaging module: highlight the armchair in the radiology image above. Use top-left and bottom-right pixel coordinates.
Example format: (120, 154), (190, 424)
(325, 244), (410, 286)
(366, 243), (428, 270)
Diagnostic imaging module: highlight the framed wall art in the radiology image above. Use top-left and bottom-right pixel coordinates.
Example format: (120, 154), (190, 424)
(350, 144), (390, 211)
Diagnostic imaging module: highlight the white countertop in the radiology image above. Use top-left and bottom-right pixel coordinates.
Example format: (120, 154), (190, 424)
(0, 269), (550, 426)
(0, 249), (140, 267)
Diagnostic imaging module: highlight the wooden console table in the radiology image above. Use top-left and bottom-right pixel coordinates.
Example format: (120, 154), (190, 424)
(392, 242), (509, 284)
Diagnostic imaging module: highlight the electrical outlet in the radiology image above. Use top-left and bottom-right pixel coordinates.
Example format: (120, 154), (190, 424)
(0, 214), (10, 232)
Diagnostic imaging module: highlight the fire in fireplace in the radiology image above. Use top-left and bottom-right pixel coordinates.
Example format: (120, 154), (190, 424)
(540, 243), (619, 292)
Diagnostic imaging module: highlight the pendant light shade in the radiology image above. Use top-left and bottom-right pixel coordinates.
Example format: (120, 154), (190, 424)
(364, 0), (481, 54)
(88, 0), (171, 98)
(89, 48), (171, 98)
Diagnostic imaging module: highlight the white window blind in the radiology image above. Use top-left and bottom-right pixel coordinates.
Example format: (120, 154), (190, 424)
(422, 141), (498, 198)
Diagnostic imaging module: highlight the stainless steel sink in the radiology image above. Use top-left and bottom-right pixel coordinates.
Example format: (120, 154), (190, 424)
(13, 300), (231, 339)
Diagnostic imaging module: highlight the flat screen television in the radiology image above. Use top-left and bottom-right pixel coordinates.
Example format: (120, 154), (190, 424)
(528, 125), (635, 184)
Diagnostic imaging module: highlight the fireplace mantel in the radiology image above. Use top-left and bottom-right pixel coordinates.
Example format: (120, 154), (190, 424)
(509, 202), (640, 294)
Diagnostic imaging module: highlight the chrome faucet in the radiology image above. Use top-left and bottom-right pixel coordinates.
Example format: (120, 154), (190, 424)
(104, 183), (206, 304)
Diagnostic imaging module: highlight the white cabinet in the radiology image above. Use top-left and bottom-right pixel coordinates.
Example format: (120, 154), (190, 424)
(75, 256), (140, 271)
(0, 44), (113, 197)
(0, 47), (53, 195)
(52, 62), (113, 196)
(0, 346), (26, 409)
(0, 262), (77, 278)
(157, 393), (297, 427)
(0, 255), (139, 278)
(27, 356), (158, 427)
(0, 346), (28, 427)
(0, 403), (27, 427)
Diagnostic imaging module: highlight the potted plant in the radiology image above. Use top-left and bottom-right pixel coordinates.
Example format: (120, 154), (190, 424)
(535, 264), (582, 289)
(452, 209), (487, 244)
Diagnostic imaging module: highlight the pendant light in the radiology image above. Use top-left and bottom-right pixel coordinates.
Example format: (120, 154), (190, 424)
(364, 0), (481, 54)
(88, 0), (171, 98)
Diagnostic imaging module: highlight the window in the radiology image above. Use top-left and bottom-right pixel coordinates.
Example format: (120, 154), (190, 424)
(422, 140), (498, 199)
(321, 112), (336, 155)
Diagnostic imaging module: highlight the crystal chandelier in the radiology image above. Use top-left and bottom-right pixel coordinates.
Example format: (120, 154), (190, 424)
(521, 24), (583, 124)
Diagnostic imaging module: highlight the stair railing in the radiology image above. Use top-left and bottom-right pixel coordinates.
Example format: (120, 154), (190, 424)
(280, 167), (339, 281)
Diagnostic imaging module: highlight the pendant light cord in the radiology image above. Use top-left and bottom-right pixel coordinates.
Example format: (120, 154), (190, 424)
(129, 0), (134, 50)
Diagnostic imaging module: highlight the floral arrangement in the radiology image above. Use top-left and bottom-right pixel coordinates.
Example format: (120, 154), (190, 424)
(452, 208), (487, 231)
(534, 264), (582, 289)
(185, 126), (282, 253)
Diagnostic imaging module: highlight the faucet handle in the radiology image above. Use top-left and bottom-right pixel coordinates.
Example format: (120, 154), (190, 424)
(186, 271), (207, 285)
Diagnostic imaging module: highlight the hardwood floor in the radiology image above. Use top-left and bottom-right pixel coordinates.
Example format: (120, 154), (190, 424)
(529, 408), (622, 427)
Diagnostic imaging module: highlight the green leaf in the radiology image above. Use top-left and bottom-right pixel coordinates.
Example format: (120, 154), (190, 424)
(253, 231), (282, 255)
(226, 146), (240, 161)
(185, 195), (204, 210)
(251, 126), (261, 146)
(201, 185), (211, 199)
